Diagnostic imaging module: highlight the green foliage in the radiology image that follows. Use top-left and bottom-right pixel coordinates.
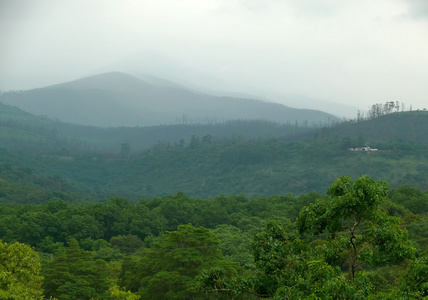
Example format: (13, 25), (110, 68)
(109, 285), (141, 300)
(399, 256), (428, 298)
(298, 176), (416, 279)
(0, 173), (426, 299)
(1, 96), (319, 155)
(247, 220), (371, 299)
(120, 224), (238, 299)
(212, 225), (255, 270)
(0, 111), (427, 201)
(110, 234), (143, 255)
(0, 239), (44, 299)
(388, 185), (428, 215)
(200, 176), (421, 299)
(42, 238), (109, 299)
(337, 109), (427, 141)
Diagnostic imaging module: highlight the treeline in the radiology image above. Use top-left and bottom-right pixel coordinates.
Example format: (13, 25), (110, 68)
(352, 101), (426, 122)
(1, 176), (427, 299)
(0, 192), (319, 249)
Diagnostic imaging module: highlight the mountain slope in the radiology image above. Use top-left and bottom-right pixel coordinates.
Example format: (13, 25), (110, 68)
(0, 101), (316, 154)
(331, 111), (428, 145)
(0, 72), (339, 127)
(0, 109), (427, 200)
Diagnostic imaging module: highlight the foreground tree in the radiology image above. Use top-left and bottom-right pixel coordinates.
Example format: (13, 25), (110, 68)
(250, 220), (368, 299)
(297, 175), (416, 280)
(42, 238), (109, 299)
(199, 176), (418, 299)
(120, 224), (238, 299)
(0, 240), (44, 300)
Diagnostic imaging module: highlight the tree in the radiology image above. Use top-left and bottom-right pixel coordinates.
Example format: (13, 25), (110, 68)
(211, 220), (366, 299)
(189, 135), (200, 148)
(109, 285), (141, 300)
(212, 225), (255, 270)
(297, 175), (416, 280)
(251, 220), (313, 298)
(120, 224), (238, 299)
(121, 143), (131, 159)
(110, 234), (143, 255)
(42, 238), (109, 299)
(0, 240), (44, 300)
(206, 176), (419, 299)
(399, 255), (428, 298)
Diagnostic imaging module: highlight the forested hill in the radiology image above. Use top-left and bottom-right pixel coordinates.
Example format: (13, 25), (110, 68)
(0, 111), (427, 201)
(0, 101), (318, 154)
(331, 111), (428, 145)
(1, 99), (427, 155)
(0, 72), (338, 127)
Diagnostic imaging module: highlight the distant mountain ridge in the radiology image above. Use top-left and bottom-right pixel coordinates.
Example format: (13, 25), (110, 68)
(0, 72), (339, 127)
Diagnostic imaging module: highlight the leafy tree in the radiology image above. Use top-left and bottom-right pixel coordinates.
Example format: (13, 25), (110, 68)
(399, 256), (428, 298)
(62, 213), (103, 241)
(0, 239), (44, 299)
(120, 224), (238, 299)
(17, 211), (61, 246)
(38, 236), (64, 254)
(158, 193), (196, 230)
(205, 220), (368, 299)
(251, 220), (313, 297)
(109, 285), (140, 300)
(212, 224), (255, 270)
(42, 238), (109, 299)
(388, 185), (428, 215)
(110, 234), (143, 255)
(297, 175), (416, 279)
(205, 176), (419, 299)
(128, 202), (167, 239)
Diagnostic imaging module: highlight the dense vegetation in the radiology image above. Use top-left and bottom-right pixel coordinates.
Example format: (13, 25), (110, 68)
(1, 102), (427, 200)
(1, 176), (427, 299)
(0, 101), (320, 154)
(0, 119), (427, 200)
(1, 101), (428, 298)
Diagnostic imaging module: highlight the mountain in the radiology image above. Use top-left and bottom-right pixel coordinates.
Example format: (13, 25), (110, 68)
(0, 72), (339, 127)
(99, 51), (358, 118)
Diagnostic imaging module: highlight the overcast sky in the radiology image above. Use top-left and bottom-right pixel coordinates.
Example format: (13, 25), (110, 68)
(1, 0), (427, 114)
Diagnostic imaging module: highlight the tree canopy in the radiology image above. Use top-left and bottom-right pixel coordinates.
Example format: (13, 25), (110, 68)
(0, 240), (44, 299)
(0, 175), (426, 299)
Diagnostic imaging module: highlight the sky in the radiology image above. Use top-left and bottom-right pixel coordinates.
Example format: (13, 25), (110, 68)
(1, 0), (428, 116)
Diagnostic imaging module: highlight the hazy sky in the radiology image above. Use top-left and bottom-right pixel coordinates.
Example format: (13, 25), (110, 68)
(1, 0), (428, 114)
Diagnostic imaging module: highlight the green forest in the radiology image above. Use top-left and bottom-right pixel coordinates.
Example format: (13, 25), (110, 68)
(1, 176), (428, 299)
(1, 104), (428, 299)
(0, 114), (427, 200)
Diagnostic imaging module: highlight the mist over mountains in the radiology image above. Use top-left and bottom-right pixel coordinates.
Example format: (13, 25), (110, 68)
(98, 52), (359, 118)
(0, 72), (339, 127)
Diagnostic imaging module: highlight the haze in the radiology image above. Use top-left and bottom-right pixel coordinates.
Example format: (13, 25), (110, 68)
(1, 0), (428, 117)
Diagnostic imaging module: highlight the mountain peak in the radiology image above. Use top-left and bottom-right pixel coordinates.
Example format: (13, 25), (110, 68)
(46, 72), (146, 91)
(1, 72), (339, 127)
